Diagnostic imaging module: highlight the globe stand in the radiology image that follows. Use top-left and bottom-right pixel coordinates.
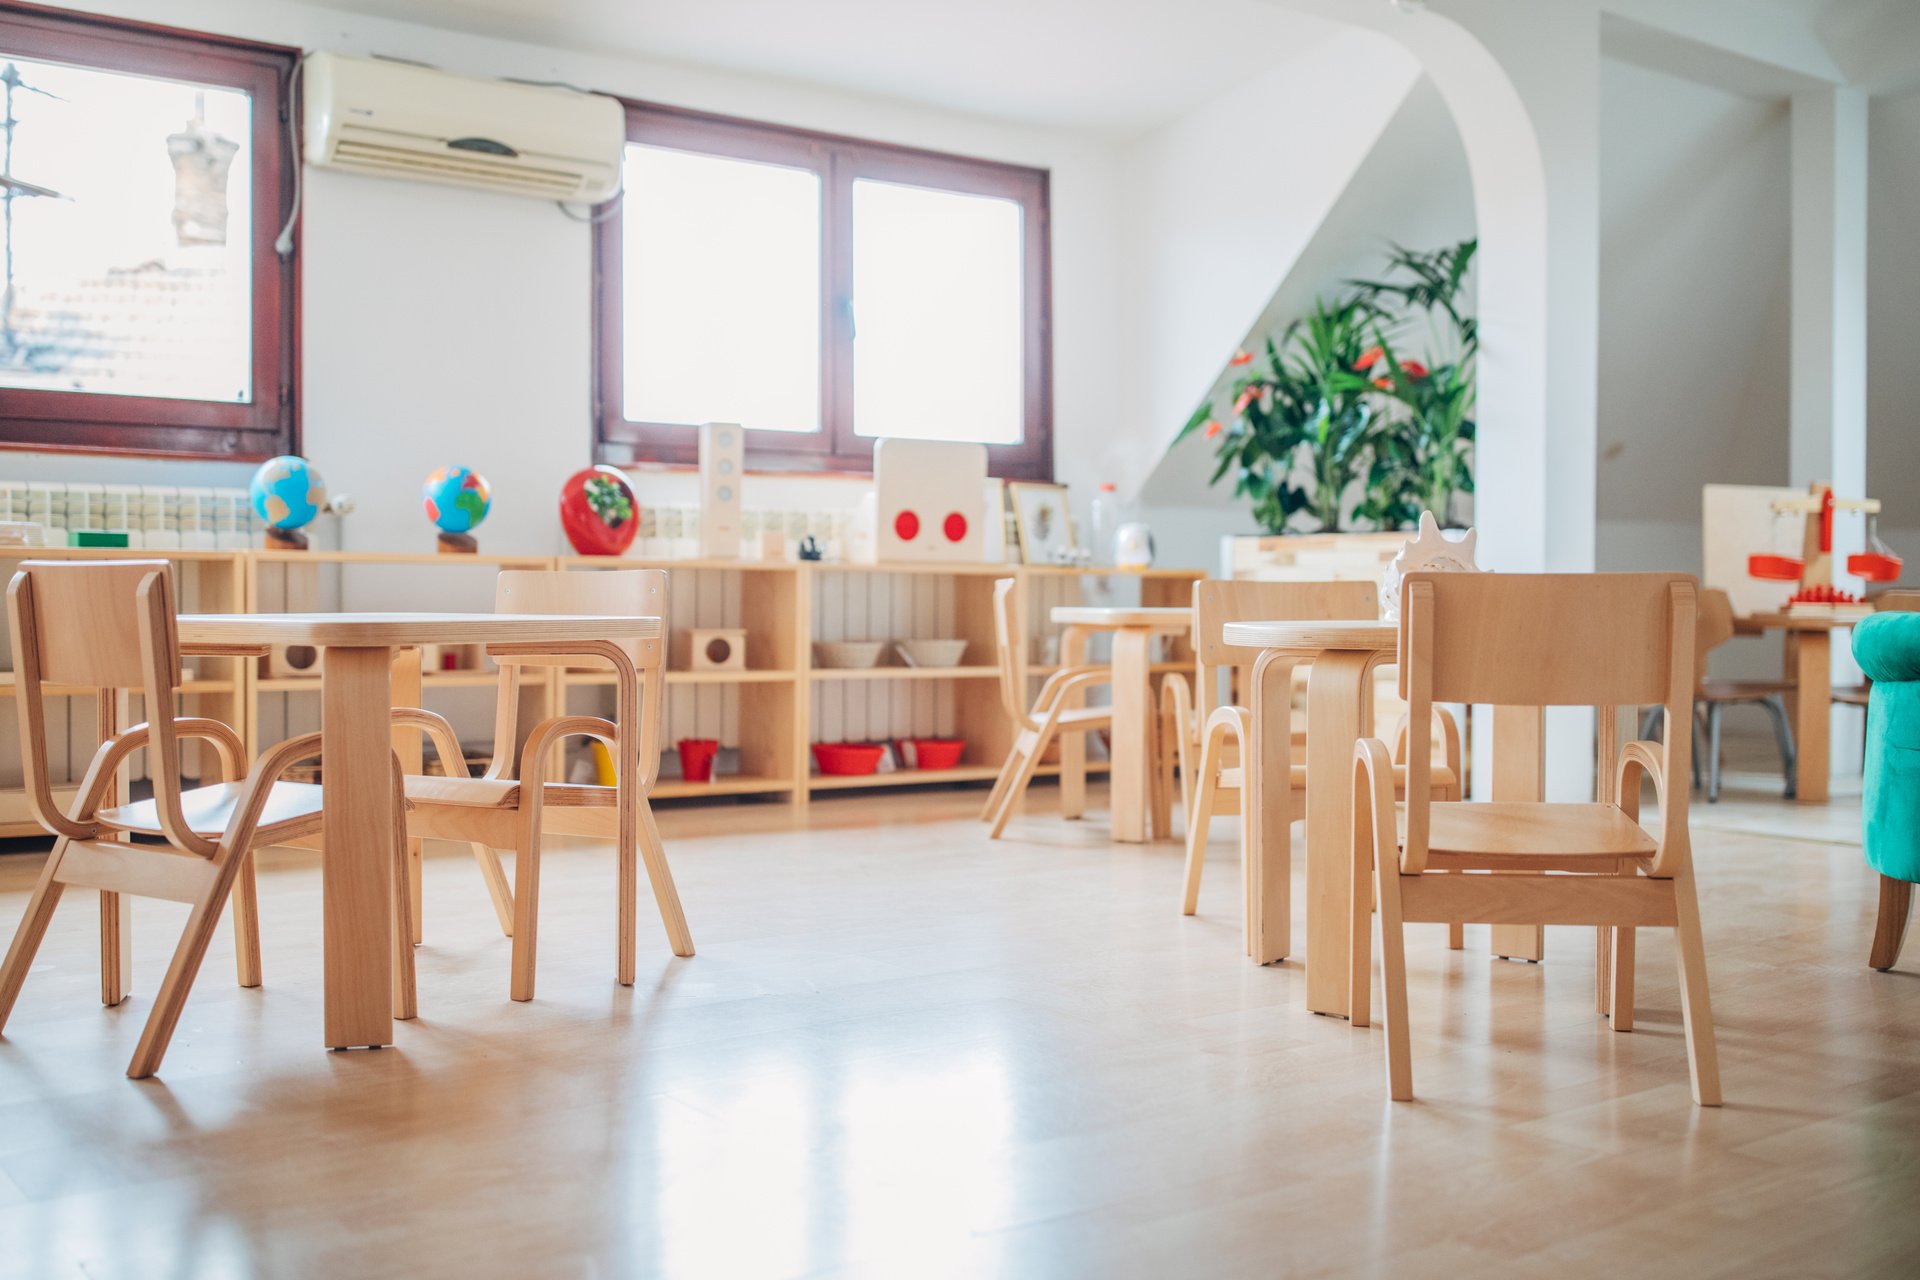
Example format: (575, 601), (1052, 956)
(437, 531), (478, 555)
(264, 528), (310, 552)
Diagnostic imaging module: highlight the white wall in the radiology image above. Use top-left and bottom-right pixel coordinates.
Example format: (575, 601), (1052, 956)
(17, 0), (1128, 567)
(1868, 87), (1920, 562)
(1136, 74), (1477, 563)
(1595, 58), (1792, 572)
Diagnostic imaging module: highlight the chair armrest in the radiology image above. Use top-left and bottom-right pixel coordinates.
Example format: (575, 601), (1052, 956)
(1033, 665), (1111, 713)
(1159, 673), (1194, 745)
(1353, 737), (1408, 871)
(390, 708), (470, 780)
(1617, 739), (1688, 877)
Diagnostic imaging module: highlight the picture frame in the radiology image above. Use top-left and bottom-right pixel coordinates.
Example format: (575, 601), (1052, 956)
(1008, 482), (1077, 565)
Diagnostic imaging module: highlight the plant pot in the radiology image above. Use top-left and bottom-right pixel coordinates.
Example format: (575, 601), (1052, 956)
(676, 738), (719, 783)
(560, 465), (640, 556)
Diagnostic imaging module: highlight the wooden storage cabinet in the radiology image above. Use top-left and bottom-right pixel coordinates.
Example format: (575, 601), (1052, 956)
(0, 550), (1201, 831)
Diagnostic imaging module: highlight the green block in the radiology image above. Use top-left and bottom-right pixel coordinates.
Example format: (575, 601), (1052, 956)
(68, 530), (130, 548)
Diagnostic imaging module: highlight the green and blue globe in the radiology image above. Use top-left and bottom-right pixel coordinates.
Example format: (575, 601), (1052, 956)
(423, 465), (491, 534)
(249, 455), (326, 531)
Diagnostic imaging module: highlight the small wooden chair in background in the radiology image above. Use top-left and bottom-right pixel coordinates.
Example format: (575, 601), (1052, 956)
(982, 578), (1113, 838)
(1351, 572), (1720, 1106)
(0, 560), (414, 1078)
(1646, 586), (1795, 802)
(394, 569), (692, 1001)
(1163, 578), (1462, 951)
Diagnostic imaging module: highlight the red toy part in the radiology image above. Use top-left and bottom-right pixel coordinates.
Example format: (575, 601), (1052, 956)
(894, 510), (921, 542)
(676, 738), (719, 782)
(1819, 487), (1835, 553)
(942, 512), (968, 543)
(559, 465), (640, 557)
(1848, 552), (1904, 583)
(1748, 553), (1804, 581)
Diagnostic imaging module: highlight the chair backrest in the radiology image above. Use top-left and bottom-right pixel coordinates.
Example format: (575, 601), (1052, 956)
(493, 569), (666, 670)
(1191, 578), (1377, 719)
(991, 578), (1033, 729)
(6, 560), (194, 845)
(1396, 571), (1695, 872)
(1695, 588), (1737, 681)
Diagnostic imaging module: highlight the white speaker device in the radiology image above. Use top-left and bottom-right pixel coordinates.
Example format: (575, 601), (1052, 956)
(867, 439), (988, 562)
(699, 422), (743, 558)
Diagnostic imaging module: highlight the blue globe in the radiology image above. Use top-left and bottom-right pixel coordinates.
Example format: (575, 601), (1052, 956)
(249, 455), (326, 531)
(423, 465), (491, 534)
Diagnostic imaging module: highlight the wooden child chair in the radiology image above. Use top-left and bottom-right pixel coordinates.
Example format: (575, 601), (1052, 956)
(393, 569), (692, 1000)
(1641, 587), (1796, 802)
(981, 578), (1114, 838)
(1350, 572), (1721, 1106)
(0, 560), (414, 1079)
(1165, 579), (1462, 951)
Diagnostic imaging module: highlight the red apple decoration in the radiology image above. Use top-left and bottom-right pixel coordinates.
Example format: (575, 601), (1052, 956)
(560, 465), (640, 556)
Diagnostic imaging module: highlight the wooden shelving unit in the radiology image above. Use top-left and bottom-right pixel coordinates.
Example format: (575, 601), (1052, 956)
(1, 547), (1201, 831)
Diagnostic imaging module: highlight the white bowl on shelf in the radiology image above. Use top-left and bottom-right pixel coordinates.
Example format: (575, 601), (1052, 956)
(895, 638), (969, 668)
(813, 640), (886, 669)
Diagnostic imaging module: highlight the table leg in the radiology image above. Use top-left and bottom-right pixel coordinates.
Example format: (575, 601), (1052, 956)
(1110, 628), (1154, 843)
(1793, 629), (1830, 804)
(1490, 704), (1546, 962)
(322, 646), (396, 1049)
(97, 691), (131, 1007)
(1059, 626), (1089, 820)
(1247, 651), (1297, 965)
(1305, 651), (1377, 1017)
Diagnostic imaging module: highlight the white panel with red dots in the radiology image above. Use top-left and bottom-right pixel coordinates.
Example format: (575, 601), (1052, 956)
(871, 439), (988, 563)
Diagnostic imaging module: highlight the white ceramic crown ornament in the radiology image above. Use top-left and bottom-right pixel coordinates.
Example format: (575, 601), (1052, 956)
(1378, 510), (1478, 622)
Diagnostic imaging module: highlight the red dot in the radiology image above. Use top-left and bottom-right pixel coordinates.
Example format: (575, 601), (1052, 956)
(943, 512), (968, 542)
(894, 510), (920, 541)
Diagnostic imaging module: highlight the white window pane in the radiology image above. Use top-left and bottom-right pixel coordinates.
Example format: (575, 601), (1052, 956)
(0, 56), (252, 402)
(852, 179), (1022, 444)
(623, 143), (820, 432)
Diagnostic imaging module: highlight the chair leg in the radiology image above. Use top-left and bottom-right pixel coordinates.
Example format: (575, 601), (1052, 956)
(231, 851), (262, 989)
(1669, 864), (1723, 1107)
(1595, 926), (1612, 1016)
(408, 838), (425, 946)
(391, 767), (417, 1021)
(636, 799), (695, 961)
(469, 842), (515, 937)
(989, 727), (1054, 839)
(1375, 862), (1414, 1102)
(1870, 875), (1912, 971)
(126, 847), (249, 1080)
(510, 822), (543, 1003)
(1691, 708), (1705, 792)
(1181, 729), (1223, 916)
(980, 742), (1025, 823)
(1609, 925), (1636, 1031)
(1761, 694), (1797, 800)
(0, 842), (69, 1034)
(1706, 703), (1724, 804)
(100, 890), (131, 1007)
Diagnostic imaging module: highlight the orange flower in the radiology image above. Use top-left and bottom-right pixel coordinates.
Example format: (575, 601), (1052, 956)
(1203, 418), (1223, 439)
(1353, 346), (1384, 372)
(1233, 387), (1256, 415)
(1228, 350), (1253, 367)
(1371, 376), (1393, 391)
(1401, 360), (1429, 379)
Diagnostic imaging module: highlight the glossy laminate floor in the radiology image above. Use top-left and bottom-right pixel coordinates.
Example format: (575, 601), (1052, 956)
(0, 770), (1914, 1279)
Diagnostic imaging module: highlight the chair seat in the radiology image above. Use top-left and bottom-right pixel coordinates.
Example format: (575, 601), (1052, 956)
(1831, 684), (1870, 707)
(97, 781), (326, 844)
(1397, 801), (1656, 863)
(1699, 678), (1794, 701)
(406, 775), (614, 810)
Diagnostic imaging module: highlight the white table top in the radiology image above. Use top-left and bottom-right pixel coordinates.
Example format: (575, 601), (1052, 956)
(1222, 619), (1397, 652)
(178, 612), (661, 648)
(1050, 605), (1192, 630)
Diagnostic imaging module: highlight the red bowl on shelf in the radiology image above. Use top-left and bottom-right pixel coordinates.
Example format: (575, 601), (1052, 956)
(811, 742), (886, 776)
(908, 738), (966, 770)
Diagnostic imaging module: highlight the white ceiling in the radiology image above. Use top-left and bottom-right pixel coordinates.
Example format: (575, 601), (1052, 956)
(304, 0), (1337, 134)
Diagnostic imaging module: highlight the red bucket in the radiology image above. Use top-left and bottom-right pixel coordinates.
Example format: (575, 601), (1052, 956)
(812, 742), (885, 776)
(909, 738), (965, 770)
(676, 738), (719, 783)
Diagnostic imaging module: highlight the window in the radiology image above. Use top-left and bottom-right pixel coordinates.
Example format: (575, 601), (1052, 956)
(0, 6), (297, 459)
(594, 103), (1051, 479)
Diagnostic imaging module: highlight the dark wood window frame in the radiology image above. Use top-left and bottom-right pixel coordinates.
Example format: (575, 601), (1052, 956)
(593, 100), (1053, 481)
(0, 3), (299, 460)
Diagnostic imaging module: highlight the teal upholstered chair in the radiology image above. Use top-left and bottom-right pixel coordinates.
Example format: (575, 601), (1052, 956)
(1854, 611), (1920, 970)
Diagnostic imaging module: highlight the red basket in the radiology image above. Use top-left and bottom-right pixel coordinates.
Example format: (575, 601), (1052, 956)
(1748, 553), (1804, 582)
(812, 742), (885, 776)
(1847, 552), (1904, 583)
(908, 738), (965, 770)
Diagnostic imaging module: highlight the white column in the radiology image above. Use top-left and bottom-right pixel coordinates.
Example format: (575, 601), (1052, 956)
(1790, 87), (1870, 771)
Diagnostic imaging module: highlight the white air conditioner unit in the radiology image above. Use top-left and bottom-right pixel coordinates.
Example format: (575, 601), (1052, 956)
(303, 51), (624, 203)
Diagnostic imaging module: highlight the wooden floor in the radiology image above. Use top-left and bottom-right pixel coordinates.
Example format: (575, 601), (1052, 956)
(0, 768), (1915, 1279)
